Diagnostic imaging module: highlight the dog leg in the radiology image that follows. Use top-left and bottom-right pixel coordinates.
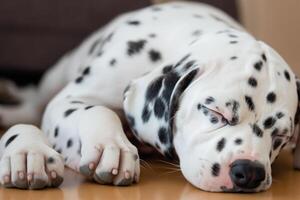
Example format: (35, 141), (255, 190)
(42, 92), (140, 186)
(0, 124), (64, 189)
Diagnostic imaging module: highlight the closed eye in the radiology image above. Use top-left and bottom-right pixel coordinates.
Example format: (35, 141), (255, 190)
(200, 104), (229, 125)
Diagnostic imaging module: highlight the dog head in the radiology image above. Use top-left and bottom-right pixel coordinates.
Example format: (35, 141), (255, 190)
(123, 30), (298, 192)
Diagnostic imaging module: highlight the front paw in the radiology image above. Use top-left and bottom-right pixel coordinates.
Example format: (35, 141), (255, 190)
(79, 139), (140, 186)
(0, 125), (65, 189)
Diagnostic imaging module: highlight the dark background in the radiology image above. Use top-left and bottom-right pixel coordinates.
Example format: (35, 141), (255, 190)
(0, 0), (238, 85)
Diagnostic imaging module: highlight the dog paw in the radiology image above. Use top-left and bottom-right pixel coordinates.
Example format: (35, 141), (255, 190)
(0, 125), (64, 189)
(79, 137), (140, 186)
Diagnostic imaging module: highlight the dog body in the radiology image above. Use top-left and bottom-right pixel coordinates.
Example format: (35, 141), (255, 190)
(0, 1), (298, 192)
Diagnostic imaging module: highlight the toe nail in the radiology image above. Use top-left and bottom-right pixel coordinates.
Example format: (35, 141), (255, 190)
(27, 174), (33, 181)
(89, 163), (95, 170)
(51, 171), (57, 179)
(125, 171), (131, 179)
(112, 169), (118, 175)
(4, 175), (10, 183)
(19, 172), (25, 180)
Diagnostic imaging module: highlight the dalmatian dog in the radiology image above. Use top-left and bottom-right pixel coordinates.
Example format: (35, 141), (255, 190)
(0, 1), (299, 192)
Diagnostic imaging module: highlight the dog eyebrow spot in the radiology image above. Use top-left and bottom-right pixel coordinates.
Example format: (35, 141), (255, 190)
(205, 96), (215, 104)
(216, 138), (226, 152)
(211, 163), (221, 176)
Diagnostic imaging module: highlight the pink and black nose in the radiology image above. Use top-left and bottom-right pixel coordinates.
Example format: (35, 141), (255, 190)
(230, 159), (265, 189)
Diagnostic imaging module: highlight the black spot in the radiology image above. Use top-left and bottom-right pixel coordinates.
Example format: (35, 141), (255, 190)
(276, 112), (284, 119)
(57, 149), (62, 154)
(110, 59), (117, 66)
(141, 105), (151, 123)
(47, 157), (55, 164)
(205, 96), (215, 104)
(271, 128), (279, 138)
(162, 72), (180, 103)
(155, 143), (160, 150)
(126, 115), (135, 127)
(127, 20), (140, 25)
(82, 67), (90, 76)
(154, 98), (165, 118)
(230, 56), (238, 60)
(254, 61), (263, 71)
(183, 60), (196, 71)
(174, 54), (191, 68)
(252, 123), (263, 137)
(5, 134), (18, 147)
(266, 92), (276, 103)
(216, 138), (226, 152)
(210, 116), (219, 124)
(85, 105), (94, 110)
(211, 163), (221, 177)
(152, 6), (162, 11)
(248, 77), (258, 87)
(127, 40), (147, 56)
(162, 65), (173, 74)
(70, 101), (84, 104)
(245, 95), (255, 111)
(158, 127), (168, 144)
(263, 117), (276, 129)
(193, 14), (203, 18)
(228, 34), (238, 38)
(192, 30), (202, 36)
(149, 33), (156, 38)
(88, 38), (101, 55)
(75, 76), (83, 84)
(54, 127), (59, 138)
(273, 138), (282, 150)
(146, 76), (164, 101)
(234, 138), (242, 145)
(262, 53), (267, 62)
(197, 103), (202, 110)
(149, 49), (162, 62)
(284, 70), (290, 81)
(67, 139), (73, 148)
(64, 108), (77, 117)
(230, 41), (238, 44)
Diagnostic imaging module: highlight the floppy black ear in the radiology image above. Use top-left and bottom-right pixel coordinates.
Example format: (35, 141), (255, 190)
(293, 78), (300, 169)
(123, 54), (201, 158)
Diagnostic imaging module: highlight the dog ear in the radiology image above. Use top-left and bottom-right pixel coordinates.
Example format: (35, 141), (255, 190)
(123, 54), (201, 158)
(293, 78), (300, 169)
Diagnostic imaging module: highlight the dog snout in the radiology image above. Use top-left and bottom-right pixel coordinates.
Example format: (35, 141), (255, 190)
(229, 159), (266, 190)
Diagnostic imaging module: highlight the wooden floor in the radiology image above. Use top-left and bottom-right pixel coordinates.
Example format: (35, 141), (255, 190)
(1, 150), (300, 200)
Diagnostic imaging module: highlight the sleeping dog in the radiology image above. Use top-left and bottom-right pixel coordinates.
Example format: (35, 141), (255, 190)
(0, 1), (300, 192)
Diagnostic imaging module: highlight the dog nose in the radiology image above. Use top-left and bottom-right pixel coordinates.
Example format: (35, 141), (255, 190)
(229, 159), (265, 189)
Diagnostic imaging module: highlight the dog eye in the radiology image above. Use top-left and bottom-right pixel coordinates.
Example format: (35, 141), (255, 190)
(200, 104), (228, 125)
